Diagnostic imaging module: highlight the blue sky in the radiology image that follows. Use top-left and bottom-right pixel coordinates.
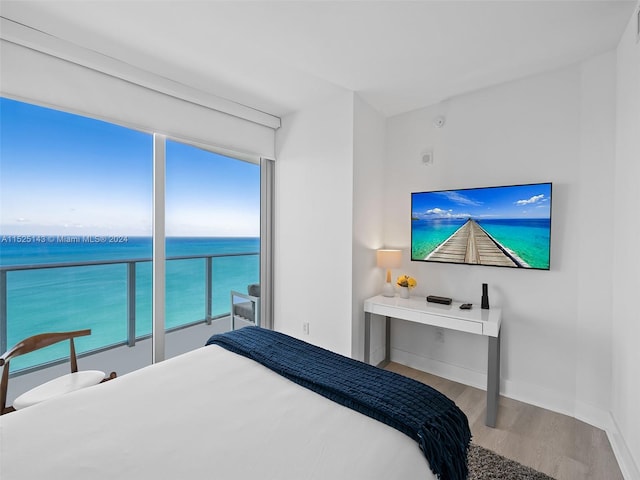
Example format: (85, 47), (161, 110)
(412, 183), (552, 220)
(0, 97), (260, 236)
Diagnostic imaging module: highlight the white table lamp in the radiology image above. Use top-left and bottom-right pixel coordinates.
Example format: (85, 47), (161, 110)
(376, 249), (402, 297)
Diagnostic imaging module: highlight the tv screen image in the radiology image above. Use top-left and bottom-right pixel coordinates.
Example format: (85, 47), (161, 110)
(411, 183), (552, 270)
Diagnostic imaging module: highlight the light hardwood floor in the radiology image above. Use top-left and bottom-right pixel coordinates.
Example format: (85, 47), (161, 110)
(385, 363), (623, 480)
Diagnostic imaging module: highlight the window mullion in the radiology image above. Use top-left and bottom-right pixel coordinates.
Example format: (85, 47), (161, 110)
(152, 134), (166, 363)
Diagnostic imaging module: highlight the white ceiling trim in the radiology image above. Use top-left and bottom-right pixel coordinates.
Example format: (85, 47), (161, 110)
(0, 17), (281, 130)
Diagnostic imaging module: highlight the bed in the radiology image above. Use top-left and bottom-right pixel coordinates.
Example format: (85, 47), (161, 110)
(0, 327), (470, 479)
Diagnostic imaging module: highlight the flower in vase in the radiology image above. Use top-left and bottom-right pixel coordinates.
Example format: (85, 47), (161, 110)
(396, 275), (417, 288)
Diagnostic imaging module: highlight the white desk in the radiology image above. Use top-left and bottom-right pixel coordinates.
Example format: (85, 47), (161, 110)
(364, 294), (502, 427)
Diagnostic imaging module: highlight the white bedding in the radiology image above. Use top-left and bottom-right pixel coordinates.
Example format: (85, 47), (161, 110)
(0, 345), (435, 479)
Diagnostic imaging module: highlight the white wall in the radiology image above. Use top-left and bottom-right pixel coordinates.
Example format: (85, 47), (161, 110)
(273, 91), (387, 360)
(383, 53), (617, 430)
(274, 91), (355, 355)
(575, 52), (617, 425)
(612, 4), (640, 478)
(352, 94), (386, 360)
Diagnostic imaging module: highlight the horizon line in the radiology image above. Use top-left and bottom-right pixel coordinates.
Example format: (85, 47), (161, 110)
(0, 234), (260, 239)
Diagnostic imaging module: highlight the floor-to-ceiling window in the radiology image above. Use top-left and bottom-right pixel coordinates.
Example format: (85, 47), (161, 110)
(164, 139), (260, 357)
(0, 97), (153, 370)
(0, 97), (262, 373)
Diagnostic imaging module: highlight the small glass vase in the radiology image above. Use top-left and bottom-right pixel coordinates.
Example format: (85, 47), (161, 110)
(398, 286), (410, 299)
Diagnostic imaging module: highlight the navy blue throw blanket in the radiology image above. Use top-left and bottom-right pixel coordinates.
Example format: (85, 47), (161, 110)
(206, 327), (471, 480)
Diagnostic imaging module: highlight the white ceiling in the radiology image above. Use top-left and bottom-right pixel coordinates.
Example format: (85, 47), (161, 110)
(1, 1), (636, 118)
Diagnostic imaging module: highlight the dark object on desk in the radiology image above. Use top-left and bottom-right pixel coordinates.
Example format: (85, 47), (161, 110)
(481, 283), (490, 309)
(460, 303), (472, 310)
(426, 295), (452, 305)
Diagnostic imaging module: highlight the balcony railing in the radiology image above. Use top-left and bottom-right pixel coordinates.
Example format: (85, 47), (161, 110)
(0, 252), (258, 372)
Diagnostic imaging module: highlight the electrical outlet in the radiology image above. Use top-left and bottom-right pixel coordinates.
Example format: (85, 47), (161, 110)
(303, 322), (310, 335)
(435, 328), (444, 343)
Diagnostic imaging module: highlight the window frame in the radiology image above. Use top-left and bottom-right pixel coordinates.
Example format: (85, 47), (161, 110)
(0, 96), (274, 369)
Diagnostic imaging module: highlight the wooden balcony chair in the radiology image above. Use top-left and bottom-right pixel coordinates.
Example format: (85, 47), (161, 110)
(0, 329), (115, 415)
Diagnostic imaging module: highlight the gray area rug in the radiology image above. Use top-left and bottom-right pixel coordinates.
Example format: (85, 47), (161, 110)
(468, 443), (556, 480)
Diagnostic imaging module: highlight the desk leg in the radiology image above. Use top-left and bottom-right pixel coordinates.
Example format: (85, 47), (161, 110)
(384, 316), (391, 366)
(364, 313), (391, 367)
(364, 311), (371, 364)
(486, 330), (501, 427)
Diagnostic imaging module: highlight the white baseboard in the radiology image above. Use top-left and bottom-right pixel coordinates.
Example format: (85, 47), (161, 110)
(391, 348), (487, 390)
(574, 400), (615, 433)
(607, 414), (640, 480)
(391, 348), (639, 479)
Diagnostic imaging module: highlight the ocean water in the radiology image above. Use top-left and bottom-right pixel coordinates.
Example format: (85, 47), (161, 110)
(477, 219), (550, 269)
(412, 218), (550, 269)
(411, 219), (466, 260)
(0, 236), (259, 371)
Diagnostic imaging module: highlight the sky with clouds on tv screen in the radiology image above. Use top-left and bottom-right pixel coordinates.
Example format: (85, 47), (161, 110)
(0, 97), (260, 237)
(412, 184), (552, 220)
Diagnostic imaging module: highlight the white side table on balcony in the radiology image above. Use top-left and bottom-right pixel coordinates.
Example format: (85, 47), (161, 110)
(364, 294), (502, 427)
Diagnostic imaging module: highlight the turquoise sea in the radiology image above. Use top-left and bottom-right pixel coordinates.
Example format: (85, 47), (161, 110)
(0, 236), (259, 371)
(412, 218), (550, 269)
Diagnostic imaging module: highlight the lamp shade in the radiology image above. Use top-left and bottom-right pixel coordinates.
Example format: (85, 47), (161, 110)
(376, 249), (402, 269)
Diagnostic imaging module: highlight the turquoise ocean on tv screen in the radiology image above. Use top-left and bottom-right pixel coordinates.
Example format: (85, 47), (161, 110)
(412, 218), (550, 269)
(0, 236), (259, 371)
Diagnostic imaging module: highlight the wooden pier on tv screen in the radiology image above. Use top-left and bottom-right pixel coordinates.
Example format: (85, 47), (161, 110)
(426, 219), (527, 267)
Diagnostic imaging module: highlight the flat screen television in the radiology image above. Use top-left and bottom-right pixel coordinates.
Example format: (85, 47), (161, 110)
(411, 183), (552, 270)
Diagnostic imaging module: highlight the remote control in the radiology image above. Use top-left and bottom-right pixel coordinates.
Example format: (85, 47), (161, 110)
(459, 303), (472, 310)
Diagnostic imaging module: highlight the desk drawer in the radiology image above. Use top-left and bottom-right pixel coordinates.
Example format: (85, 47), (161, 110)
(419, 313), (483, 334)
(368, 304), (422, 323)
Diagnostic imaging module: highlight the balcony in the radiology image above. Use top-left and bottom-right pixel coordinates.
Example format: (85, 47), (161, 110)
(0, 251), (258, 388)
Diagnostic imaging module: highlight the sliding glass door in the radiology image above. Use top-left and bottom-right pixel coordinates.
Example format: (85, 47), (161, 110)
(0, 96), (268, 376)
(164, 139), (260, 358)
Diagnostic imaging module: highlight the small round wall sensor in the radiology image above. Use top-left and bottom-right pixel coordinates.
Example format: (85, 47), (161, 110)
(433, 116), (446, 128)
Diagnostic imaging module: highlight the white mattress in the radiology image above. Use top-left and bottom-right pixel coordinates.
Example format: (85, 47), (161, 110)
(0, 345), (435, 480)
